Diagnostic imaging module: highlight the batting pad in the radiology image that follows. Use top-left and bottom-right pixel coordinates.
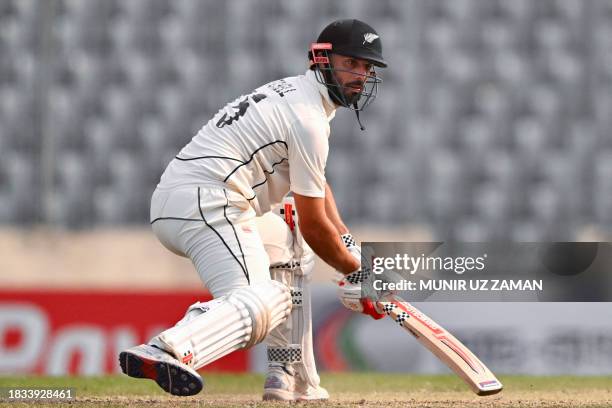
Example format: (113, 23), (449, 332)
(257, 196), (322, 393)
(267, 267), (306, 364)
(154, 280), (291, 370)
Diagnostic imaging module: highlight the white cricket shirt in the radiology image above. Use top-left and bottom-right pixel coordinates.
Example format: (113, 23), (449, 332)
(156, 69), (337, 215)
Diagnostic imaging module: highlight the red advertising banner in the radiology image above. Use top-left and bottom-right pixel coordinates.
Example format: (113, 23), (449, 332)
(0, 291), (249, 375)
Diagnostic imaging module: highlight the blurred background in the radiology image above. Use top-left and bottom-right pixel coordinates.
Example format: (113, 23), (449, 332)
(1, 0), (611, 378)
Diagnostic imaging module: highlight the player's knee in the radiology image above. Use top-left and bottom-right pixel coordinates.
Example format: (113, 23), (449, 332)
(256, 206), (314, 277)
(227, 280), (292, 347)
(256, 211), (295, 265)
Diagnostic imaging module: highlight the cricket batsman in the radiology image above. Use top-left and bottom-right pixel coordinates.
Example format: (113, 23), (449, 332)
(119, 19), (387, 400)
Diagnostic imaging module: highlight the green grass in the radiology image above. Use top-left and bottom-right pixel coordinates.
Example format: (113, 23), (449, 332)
(0, 373), (611, 407)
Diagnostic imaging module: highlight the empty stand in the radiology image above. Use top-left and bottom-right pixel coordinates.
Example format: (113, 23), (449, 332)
(0, 0), (608, 239)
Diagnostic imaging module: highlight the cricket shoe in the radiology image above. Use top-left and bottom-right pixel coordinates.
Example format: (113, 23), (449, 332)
(262, 364), (329, 401)
(119, 344), (203, 396)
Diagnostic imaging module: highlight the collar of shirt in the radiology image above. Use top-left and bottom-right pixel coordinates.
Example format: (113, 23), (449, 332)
(304, 69), (337, 122)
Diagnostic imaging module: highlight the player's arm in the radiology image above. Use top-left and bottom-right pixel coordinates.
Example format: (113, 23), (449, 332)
(324, 183), (349, 235)
(293, 193), (359, 274)
(288, 116), (357, 273)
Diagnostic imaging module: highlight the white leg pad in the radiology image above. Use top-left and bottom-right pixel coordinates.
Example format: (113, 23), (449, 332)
(152, 280), (291, 370)
(266, 264), (321, 393)
(267, 266), (305, 364)
(257, 197), (322, 394)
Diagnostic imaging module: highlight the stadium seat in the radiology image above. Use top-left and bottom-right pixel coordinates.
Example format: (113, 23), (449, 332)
(510, 217), (547, 241)
(0, 0), (605, 237)
(454, 217), (492, 241)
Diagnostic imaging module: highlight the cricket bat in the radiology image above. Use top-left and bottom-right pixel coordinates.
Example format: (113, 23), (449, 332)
(376, 294), (503, 396)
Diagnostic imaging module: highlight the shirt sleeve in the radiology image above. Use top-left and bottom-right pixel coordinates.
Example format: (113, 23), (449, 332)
(288, 116), (329, 198)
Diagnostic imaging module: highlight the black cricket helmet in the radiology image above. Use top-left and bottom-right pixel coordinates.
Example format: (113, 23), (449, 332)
(308, 19), (386, 126)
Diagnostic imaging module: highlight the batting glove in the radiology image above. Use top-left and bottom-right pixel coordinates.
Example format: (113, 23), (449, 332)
(336, 234), (385, 320)
(341, 233), (361, 264)
(337, 270), (385, 320)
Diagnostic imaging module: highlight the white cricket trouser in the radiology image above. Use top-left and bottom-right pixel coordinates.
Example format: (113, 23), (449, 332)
(150, 184), (271, 297)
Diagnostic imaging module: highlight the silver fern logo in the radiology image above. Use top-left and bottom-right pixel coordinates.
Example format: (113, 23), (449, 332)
(363, 33), (379, 44)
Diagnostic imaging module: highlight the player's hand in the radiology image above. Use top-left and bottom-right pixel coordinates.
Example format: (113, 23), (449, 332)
(336, 270), (385, 319)
(336, 234), (385, 320)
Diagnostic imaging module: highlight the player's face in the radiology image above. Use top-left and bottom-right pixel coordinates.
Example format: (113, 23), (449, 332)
(328, 54), (374, 104)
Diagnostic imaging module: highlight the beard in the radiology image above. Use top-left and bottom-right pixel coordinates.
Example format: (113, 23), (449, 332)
(341, 81), (365, 105)
(320, 68), (366, 107)
(343, 90), (362, 105)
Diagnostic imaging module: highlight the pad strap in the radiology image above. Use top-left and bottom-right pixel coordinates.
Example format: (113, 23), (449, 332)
(291, 287), (303, 307)
(270, 260), (301, 269)
(267, 345), (302, 363)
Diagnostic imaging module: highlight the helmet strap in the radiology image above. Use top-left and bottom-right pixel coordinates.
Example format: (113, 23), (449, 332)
(354, 103), (366, 131)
